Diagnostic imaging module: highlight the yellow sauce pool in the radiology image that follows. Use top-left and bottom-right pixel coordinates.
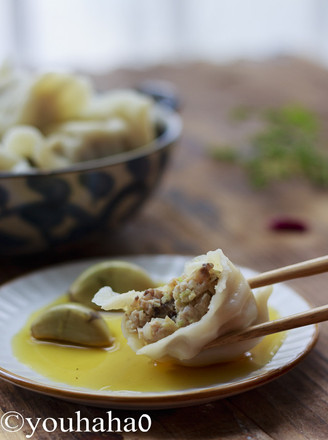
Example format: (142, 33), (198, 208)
(12, 296), (285, 392)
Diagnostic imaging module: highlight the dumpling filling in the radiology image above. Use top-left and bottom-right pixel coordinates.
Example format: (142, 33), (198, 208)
(126, 263), (220, 344)
(93, 249), (271, 366)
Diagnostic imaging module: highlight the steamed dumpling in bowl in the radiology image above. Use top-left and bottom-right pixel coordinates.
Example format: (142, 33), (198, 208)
(93, 249), (272, 366)
(0, 64), (91, 136)
(79, 89), (156, 149)
(0, 64), (157, 172)
(16, 72), (92, 132)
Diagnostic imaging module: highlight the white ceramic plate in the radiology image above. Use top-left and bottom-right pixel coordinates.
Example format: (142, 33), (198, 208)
(0, 255), (318, 409)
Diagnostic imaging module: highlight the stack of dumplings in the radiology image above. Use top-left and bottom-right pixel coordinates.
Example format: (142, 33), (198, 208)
(0, 63), (156, 173)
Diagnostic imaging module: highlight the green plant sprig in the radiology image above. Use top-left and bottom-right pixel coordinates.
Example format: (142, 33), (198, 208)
(210, 105), (328, 188)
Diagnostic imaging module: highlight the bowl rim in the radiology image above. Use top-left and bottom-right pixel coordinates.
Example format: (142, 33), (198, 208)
(0, 104), (182, 179)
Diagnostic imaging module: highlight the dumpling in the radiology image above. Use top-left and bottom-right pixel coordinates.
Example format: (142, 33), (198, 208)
(0, 125), (44, 172)
(3, 125), (43, 161)
(0, 67), (92, 136)
(0, 63), (33, 137)
(0, 148), (25, 172)
(44, 118), (131, 163)
(17, 72), (92, 131)
(81, 90), (155, 149)
(93, 249), (272, 366)
(0, 64), (157, 173)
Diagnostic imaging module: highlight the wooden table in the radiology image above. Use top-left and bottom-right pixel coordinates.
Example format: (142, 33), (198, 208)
(1, 58), (328, 439)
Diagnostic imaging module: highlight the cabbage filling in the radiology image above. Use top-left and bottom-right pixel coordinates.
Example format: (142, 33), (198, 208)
(125, 263), (220, 344)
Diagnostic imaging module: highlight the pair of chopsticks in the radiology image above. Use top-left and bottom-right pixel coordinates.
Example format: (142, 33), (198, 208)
(206, 256), (328, 349)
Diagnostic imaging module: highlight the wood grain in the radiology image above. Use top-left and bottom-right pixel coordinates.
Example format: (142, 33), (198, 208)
(1, 58), (328, 439)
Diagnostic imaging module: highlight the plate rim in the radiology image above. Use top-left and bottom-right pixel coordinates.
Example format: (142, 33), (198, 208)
(0, 255), (319, 409)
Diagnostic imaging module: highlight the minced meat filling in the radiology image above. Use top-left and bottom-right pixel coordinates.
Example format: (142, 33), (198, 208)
(125, 263), (220, 344)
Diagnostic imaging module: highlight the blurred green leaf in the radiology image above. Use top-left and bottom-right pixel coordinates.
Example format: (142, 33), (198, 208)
(210, 104), (328, 188)
(208, 145), (239, 163)
(229, 106), (254, 122)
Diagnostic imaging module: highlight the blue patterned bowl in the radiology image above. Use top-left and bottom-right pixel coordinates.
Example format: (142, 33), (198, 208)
(0, 105), (181, 255)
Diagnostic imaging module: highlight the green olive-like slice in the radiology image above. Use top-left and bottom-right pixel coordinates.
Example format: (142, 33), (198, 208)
(69, 260), (156, 310)
(31, 303), (112, 347)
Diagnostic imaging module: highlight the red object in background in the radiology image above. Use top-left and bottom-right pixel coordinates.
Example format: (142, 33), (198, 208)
(269, 217), (308, 232)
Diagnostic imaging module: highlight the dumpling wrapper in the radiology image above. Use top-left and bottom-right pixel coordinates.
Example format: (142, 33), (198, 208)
(0, 63), (34, 137)
(17, 72), (92, 131)
(93, 249), (272, 366)
(0, 65), (157, 172)
(80, 89), (155, 149)
(44, 118), (130, 163)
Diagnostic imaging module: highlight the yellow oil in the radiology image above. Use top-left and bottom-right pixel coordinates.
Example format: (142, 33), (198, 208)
(12, 296), (284, 392)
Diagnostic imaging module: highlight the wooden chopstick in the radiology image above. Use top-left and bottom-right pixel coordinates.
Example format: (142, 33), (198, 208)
(205, 304), (328, 349)
(247, 255), (328, 289)
(203, 256), (328, 350)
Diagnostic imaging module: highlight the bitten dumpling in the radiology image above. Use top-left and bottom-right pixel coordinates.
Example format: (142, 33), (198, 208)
(93, 249), (272, 366)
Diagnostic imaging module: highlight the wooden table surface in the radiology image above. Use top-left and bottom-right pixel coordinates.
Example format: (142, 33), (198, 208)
(1, 58), (328, 439)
